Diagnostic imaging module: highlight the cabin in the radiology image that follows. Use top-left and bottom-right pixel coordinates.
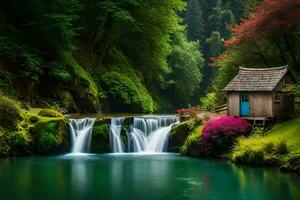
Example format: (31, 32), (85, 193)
(224, 66), (295, 121)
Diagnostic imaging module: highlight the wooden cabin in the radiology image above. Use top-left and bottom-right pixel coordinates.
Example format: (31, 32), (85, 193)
(224, 66), (295, 120)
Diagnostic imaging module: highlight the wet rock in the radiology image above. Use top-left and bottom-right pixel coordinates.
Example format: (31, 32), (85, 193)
(280, 156), (300, 175)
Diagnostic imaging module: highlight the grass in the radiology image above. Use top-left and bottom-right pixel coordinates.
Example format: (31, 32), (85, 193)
(180, 125), (203, 154)
(230, 116), (300, 164)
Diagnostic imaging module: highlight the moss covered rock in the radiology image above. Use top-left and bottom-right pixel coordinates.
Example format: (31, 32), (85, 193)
(169, 119), (202, 153)
(280, 156), (300, 175)
(91, 120), (110, 153)
(38, 109), (64, 118)
(33, 119), (68, 154)
(0, 95), (69, 156)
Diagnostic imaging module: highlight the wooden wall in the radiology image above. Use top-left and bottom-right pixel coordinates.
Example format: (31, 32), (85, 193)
(250, 92), (273, 117)
(227, 92), (273, 117)
(227, 92), (240, 116)
(227, 73), (295, 118)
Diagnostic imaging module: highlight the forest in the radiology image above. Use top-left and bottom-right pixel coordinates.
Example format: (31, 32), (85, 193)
(1, 1), (300, 199)
(0, 0), (265, 114)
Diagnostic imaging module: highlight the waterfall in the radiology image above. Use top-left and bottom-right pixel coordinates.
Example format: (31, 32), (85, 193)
(109, 116), (179, 153)
(69, 118), (96, 153)
(109, 117), (126, 153)
(129, 116), (179, 153)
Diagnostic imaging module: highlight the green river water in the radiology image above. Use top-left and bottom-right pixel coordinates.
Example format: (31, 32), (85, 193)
(0, 154), (299, 200)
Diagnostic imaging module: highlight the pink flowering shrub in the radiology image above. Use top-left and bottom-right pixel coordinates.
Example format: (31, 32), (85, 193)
(201, 116), (252, 154)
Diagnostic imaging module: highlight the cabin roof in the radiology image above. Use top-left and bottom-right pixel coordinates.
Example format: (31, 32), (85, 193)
(224, 66), (288, 91)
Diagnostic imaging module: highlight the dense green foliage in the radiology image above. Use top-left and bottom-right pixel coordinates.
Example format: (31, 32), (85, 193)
(0, 0), (265, 112)
(0, 95), (67, 156)
(35, 120), (68, 154)
(0, 96), (23, 130)
(165, 32), (204, 106)
(183, 0), (261, 99)
(199, 92), (217, 111)
(0, 0), (208, 113)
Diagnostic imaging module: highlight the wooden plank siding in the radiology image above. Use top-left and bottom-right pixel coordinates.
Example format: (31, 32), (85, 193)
(227, 92), (240, 116)
(225, 67), (295, 119)
(228, 92), (274, 117)
(250, 92), (273, 117)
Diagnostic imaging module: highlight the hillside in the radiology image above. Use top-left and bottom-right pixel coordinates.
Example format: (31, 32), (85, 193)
(0, 0), (258, 114)
(230, 117), (300, 171)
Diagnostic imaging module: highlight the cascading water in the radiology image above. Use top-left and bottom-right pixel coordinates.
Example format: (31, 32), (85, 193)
(129, 116), (179, 153)
(109, 117), (126, 153)
(69, 118), (96, 153)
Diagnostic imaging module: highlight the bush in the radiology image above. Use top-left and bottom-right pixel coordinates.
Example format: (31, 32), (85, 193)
(0, 96), (23, 130)
(263, 141), (274, 154)
(275, 141), (288, 154)
(101, 72), (154, 113)
(57, 90), (74, 109)
(36, 121), (57, 153)
(230, 135), (288, 165)
(37, 125), (55, 150)
(38, 109), (64, 118)
(199, 92), (217, 111)
(0, 68), (14, 96)
(202, 116), (252, 154)
(47, 61), (71, 82)
(10, 130), (32, 155)
(0, 128), (11, 157)
(231, 147), (265, 164)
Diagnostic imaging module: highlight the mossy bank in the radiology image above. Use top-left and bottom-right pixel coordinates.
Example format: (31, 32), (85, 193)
(172, 116), (300, 175)
(0, 95), (68, 156)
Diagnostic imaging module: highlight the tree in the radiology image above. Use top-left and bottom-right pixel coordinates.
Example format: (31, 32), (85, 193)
(226, 0), (300, 46)
(220, 9), (235, 39)
(214, 0), (300, 105)
(185, 0), (204, 41)
(207, 3), (222, 34)
(206, 31), (222, 59)
(166, 32), (204, 106)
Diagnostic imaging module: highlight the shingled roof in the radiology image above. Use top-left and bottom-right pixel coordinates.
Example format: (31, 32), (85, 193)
(224, 66), (288, 91)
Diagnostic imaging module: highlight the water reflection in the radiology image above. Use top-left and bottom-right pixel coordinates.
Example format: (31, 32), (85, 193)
(0, 156), (299, 200)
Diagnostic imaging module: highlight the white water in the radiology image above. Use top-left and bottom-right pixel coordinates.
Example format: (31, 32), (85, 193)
(69, 118), (96, 153)
(109, 117), (126, 153)
(110, 116), (179, 153)
(129, 117), (179, 153)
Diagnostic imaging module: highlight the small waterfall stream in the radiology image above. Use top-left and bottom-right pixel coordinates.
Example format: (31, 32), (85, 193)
(69, 118), (96, 153)
(110, 116), (179, 153)
(109, 117), (126, 153)
(129, 117), (179, 153)
(68, 115), (178, 154)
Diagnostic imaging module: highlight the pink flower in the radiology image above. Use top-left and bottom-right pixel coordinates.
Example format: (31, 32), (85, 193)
(201, 116), (251, 151)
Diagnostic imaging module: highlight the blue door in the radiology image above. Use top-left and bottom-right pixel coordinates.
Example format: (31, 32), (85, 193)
(240, 93), (250, 116)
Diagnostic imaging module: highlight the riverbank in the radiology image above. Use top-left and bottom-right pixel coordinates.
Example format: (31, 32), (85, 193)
(173, 116), (300, 176)
(2, 94), (300, 176)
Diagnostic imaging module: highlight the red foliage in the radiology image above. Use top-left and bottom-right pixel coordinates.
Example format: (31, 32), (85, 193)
(225, 0), (300, 46)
